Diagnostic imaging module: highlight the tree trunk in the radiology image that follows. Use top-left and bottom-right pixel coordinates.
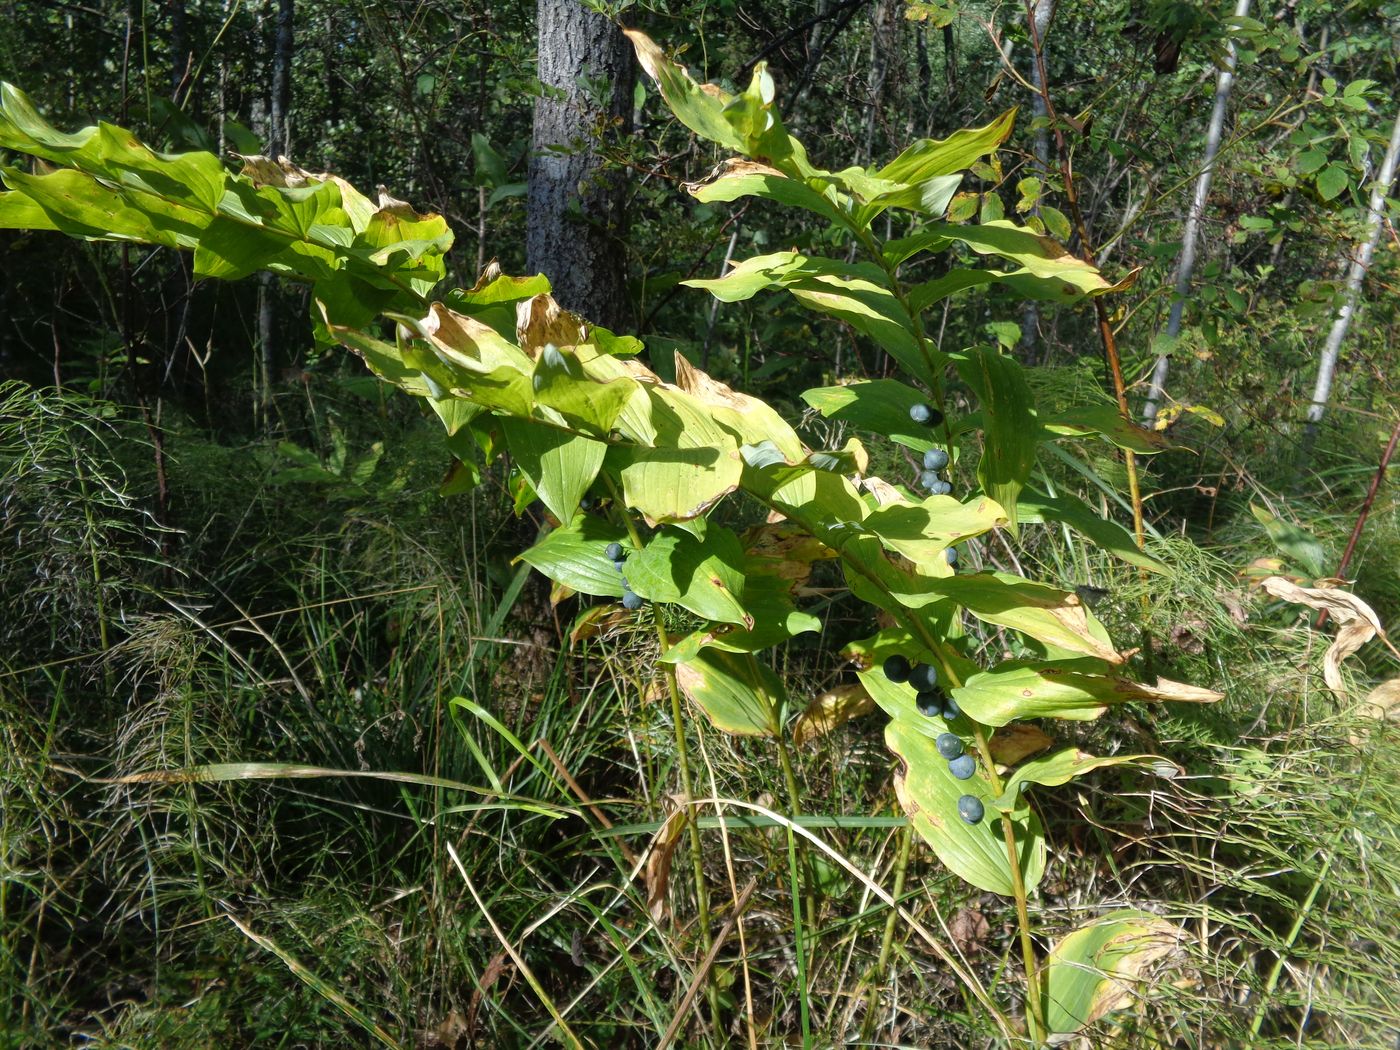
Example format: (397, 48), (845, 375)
(1019, 0), (1056, 358)
(1300, 105), (1400, 456)
(1141, 0), (1250, 424)
(258, 0), (294, 432)
(526, 0), (634, 331)
(861, 0), (899, 164)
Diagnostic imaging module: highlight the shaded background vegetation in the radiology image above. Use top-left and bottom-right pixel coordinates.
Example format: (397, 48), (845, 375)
(1, 0), (1398, 1046)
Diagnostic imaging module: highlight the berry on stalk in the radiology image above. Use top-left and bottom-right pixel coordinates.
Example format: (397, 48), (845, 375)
(882, 654), (912, 683)
(936, 732), (963, 759)
(957, 795), (985, 824)
(621, 589), (643, 611)
(908, 663), (938, 691)
(605, 542), (626, 563)
(948, 753), (976, 780)
(922, 448), (950, 471)
(915, 690), (942, 717)
(909, 403), (944, 427)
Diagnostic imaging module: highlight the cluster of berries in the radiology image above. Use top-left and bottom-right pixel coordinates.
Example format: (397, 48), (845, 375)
(918, 446), (952, 496)
(883, 653), (984, 825)
(606, 542), (644, 610)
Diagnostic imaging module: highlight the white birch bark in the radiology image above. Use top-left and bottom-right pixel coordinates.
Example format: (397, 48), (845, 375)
(1301, 105), (1400, 450)
(1141, 0), (1251, 424)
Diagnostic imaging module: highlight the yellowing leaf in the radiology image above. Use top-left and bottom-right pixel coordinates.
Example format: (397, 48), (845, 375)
(888, 717), (1045, 896)
(673, 649), (782, 737)
(989, 724), (1053, 766)
(792, 683), (875, 747)
(1043, 911), (1181, 1036)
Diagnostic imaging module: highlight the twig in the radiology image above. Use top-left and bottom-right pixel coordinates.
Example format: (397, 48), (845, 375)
(657, 879), (759, 1050)
(1316, 418), (1400, 629)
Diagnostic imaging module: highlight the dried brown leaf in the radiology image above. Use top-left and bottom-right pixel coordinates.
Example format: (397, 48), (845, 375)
(643, 808), (689, 923)
(791, 683), (875, 747)
(989, 724), (1054, 766)
(1260, 576), (1389, 693)
(515, 293), (587, 356)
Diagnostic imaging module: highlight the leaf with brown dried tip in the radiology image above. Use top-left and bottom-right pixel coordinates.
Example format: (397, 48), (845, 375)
(1043, 911), (1182, 1036)
(1260, 576), (1395, 693)
(792, 683), (875, 747)
(515, 293), (587, 356)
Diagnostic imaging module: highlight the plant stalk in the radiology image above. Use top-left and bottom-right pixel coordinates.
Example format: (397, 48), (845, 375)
(860, 820), (914, 1042)
(610, 485), (720, 1035)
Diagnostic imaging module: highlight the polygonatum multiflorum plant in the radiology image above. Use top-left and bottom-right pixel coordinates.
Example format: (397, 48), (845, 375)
(0, 31), (1224, 1042)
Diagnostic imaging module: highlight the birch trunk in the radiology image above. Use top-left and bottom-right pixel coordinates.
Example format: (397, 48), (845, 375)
(1019, 0), (1055, 357)
(1300, 105), (1400, 455)
(1141, 0), (1251, 424)
(258, 0), (294, 431)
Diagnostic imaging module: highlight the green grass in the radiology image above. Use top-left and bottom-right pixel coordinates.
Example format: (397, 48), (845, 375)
(2, 377), (1398, 1048)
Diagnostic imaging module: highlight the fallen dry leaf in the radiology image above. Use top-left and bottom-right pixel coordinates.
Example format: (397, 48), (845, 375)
(1260, 576), (1391, 693)
(1351, 677), (1400, 745)
(791, 683), (875, 747)
(949, 907), (991, 956)
(643, 808), (689, 924)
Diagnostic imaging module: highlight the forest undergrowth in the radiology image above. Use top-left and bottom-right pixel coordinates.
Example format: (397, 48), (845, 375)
(2, 370), (1396, 1049)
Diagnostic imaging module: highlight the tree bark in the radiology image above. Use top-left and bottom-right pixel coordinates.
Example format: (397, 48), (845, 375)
(1141, 0), (1250, 424)
(1019, 0), (1055, 357)
(1300, 104), (1400, 456)
(527, 0), (634, 331)
(258, 0), (293, 431)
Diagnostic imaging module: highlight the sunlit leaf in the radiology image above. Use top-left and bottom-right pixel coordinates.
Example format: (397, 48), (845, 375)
(673, 649), (782, 736)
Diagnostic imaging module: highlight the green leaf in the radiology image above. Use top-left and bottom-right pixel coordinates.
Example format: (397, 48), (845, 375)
(686, 158), (846, 227)
(952, 666), (1226, 733)
(863, 495), (1009, 566)
(895, 573), (1124, 664)
(673, 649), (782, 736)
(1018, 489), (1166, 573)
(499, 418), (604, 525)
(1041, 404), (1175, 454)
(684, 253), (929, 382)
(1042, 911), (1181, 1036)
(801, 379), (951, 453)
(995, 748), (1178, 810)
(875, 110), (1017, 185)
(533, 344), (635, 435)
(517, 518), (630, 598)
(956, 346), (1037, 531)
(625, 524), (752, 627)
(886, 716), (1045, 896)
(1316, 164), (1348, 201)
(1250, 503), (1327, 578)
(621, 441), (742, 526)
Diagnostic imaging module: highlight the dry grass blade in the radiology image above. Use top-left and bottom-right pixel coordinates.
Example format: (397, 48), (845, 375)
(226, 915), (405, 1049)
(445, 842), (585, 1050)
(1260, 575), (1396, 691)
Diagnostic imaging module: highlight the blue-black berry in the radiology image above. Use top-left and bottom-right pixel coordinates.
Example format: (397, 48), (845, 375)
(945, 547), (959, 567)
(957, 795), (985, 824)
(936, 732), (963, 759)
(605, 542), (625, 563)
(948, 753), (976, 780)
(909, 403), (944, 427)
(621, 589), (643, 611)
(908, 663), (938, 692)
(920, 470), (942, 492)
(941, 695), (960, 720)
(883, 654), (912, 683)
(922, 448), (950, 471)
(915, 690), (942, 717)
(930, 480), (952, 496)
